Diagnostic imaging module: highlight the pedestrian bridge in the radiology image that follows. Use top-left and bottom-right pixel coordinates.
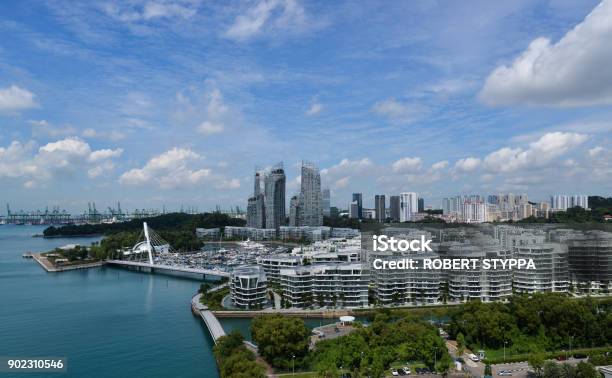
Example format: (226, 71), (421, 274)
(106, 259), (230, 278)
(191, 294), (226, 344)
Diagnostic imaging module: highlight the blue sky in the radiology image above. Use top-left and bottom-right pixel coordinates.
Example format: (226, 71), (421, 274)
(1, 0), (612, 213)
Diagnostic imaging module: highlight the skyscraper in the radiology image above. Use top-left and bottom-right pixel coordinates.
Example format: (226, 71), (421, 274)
(352, 193), (363, 219)
(247, 170), (265, 228)
(265, 163), (286, 229)
(321, 188), (331, 217)
(418, 197), (425, 213)
(375, 194), (386, 222)
(399, 192), (418, 222)
(298, 161), (323, 226)
(389, 195), (400, 222)
(289, 195), (300, 226)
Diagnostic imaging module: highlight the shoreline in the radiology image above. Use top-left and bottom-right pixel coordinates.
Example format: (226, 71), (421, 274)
(32, 253), (104, 272)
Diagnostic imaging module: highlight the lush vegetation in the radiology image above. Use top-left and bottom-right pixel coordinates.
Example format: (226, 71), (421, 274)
(44, 213), (246, 255)
(44, 212), (245, 237)
(310, 313), (452, 377)
(323, 215), (360, 229)
(213, 331), (266, 378)
(448, 293), (612, 358)
(45, 245), (97, 265)
(533, 359), (600, 378)
(518, 201), (612, 223)
(199, 283), (230, 310)
(250, 314), (310, 370)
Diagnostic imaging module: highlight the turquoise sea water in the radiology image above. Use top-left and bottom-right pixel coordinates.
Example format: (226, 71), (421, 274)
(0, 225), (219, 378)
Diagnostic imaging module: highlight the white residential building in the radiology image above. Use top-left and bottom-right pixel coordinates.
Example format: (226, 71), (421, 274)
(399, 192), (418, 222)
(230, 265), (268, 309)
(279, 263), (368, 308)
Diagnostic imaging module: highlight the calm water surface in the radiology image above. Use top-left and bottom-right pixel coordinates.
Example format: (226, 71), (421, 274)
(0, 225), (219, 378)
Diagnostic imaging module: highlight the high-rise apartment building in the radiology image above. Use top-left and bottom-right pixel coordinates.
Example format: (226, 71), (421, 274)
(289, 195), (300, 227)
(321, 188), (331, 217)
(418, 197), (425, 213)
(389, 195), (400, 222)
(352, 193), (363, 219)
(399, 192), (418, 222)
(374, 194), (386, 222)
(298, 161), (323, 226)
(264, 163), (286, 229)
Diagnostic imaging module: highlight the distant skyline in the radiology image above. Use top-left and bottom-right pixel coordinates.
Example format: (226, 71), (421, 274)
(1, 0), (611, 212)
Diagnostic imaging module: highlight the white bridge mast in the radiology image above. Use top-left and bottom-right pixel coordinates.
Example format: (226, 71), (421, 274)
(143, 222), (154, 264)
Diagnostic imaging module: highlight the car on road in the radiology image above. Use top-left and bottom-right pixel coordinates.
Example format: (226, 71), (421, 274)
(403, 366), (411, 374)
(468, 353), (480, 362)
(498, 371), (512, 376)
(391, 368), (399, 376)
(397, 368), (406, 376)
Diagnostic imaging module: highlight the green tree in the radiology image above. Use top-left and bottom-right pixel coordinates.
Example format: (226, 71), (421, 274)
(528, 353), (545, 378)
(250, 314), (310, 369)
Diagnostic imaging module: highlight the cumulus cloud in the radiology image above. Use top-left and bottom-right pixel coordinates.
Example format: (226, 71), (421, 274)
(0, 137), (122, 186)
(483, 132), (588, 172)
(29, 120), (77, 137)
(391, 157), (422, 173)
(454, 157), (481, 172)
(589, 146), (605, 157)
(0, 85), (36, 114)
(480, 0), (612, 107)
(372, 98), (425, 123)
(225, 0), (309, 41)
(119, 147), (211, 189)
(321, 158), (374, 177)
(431, 160), (449, 170)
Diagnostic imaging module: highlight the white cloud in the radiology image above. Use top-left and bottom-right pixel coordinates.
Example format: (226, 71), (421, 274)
(332, 176), (350, 189)
(483, 132), (588, 173)
(391, 157), (422, 173)
(321, 158), (374, 177)
(0, 137), (121, 185)
(306, 101), (322, 116)
(197, 121), (224, 135)
(454, 157), (481, 172)
(480, 0), (612, 107)
(589, 146), (605, 157)
(120, 147), (211, 189)
(0, 85), (36, 114)
(102, 0), (199, 23)
(89, 148), (124, 162)
(225, 0), (311, 41)
(431, 160), (449, 170)
(372, 98), (425, 123)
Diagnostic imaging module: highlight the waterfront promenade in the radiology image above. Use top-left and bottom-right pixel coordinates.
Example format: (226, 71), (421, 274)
(191, 294), (226, 343)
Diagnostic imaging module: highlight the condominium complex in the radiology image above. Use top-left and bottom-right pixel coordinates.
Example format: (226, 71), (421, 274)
(229, 265), (268, 309)
(445, 243), (513, 302)
(513, 243), (570, 293)
(566, 231), (612, 291)
(297, 161), (323, 227)
(551, 194), (589, 210)
(257, 254), (304, 284)
(371, 252), (441, 305)
(279, 262), (368, 308)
